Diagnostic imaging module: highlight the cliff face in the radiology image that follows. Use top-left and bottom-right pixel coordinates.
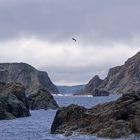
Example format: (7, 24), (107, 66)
(101, 51), (140, 93)
(83, 75), (103, 95)
(0, 63), (59, 95)
(82, 51), (140, 94)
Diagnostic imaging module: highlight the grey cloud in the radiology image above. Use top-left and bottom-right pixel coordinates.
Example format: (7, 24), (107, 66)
(0, 0), (140, 44)
(0, 0), (140, 85)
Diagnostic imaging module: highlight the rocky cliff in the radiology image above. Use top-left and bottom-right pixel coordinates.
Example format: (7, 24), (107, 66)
(0, 63), (59, 95)
(51, 91), (140, 138)
(101, 51), (140, 93)
(82, 51), (140, 94)
(82, 75), (103, 95)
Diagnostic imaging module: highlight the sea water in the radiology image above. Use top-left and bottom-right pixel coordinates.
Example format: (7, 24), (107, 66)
(0, 95), (139, 140)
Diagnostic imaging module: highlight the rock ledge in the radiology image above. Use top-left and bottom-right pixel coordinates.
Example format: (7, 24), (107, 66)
(51, 91), (140, 138)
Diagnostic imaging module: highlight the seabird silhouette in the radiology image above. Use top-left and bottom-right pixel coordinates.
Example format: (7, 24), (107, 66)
(72, 38), (76, 42)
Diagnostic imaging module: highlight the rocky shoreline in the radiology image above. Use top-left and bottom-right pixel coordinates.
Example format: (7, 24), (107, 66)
(51, 91), (140, 138)
(0, 82), (59, 120)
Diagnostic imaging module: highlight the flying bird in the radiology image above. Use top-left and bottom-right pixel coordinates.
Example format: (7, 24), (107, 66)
(72, 38), (76, 42)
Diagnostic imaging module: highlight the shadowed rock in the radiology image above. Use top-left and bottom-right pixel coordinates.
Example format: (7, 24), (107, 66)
(51, 91), (140, 138)
(92, 88), (109, 96)
(0, 82), (30, 120)
(82, 75), (103, 95)
(28, 88), (59, 110)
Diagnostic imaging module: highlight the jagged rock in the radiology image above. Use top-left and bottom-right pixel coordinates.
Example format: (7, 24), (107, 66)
(92, 88), (109, 96)
(100, 51), (140, 93)
(80, 51), (140, 95)
(83, 75), (103, 95)
(51, 91), (140, 138)
(0, 82), (30, 120)
(28, 88), (59, 110)
(0, 63), (59, 95)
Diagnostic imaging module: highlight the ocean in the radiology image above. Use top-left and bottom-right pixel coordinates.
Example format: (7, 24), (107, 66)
(0, 95), (139, 140)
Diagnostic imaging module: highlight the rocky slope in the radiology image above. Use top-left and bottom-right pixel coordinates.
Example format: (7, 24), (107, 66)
(83, 75), (103, 94)
(51, 91), (140, 138)
(82, 51), (140, 94)
(0, 82), (30, 120)
(28, 88), (59, 110)
(81, 75), (103, 95)
(0, 63), (59, 95)
(101, 51), (140, 93)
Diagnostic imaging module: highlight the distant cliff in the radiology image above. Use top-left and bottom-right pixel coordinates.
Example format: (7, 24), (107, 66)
(57, 85), (85, 94)
(82, 51), (140, 94)
(0, 63), (59, 95)
(82, 75), (103, 95)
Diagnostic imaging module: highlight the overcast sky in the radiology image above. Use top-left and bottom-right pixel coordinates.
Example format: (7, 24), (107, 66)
(0, 0), (139, 85)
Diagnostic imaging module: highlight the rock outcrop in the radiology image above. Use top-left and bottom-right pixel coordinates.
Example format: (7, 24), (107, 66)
(91, 88), (109, 96)
(78, 75), (104, 96)
(82, 75), (103, 95)
(0, 82), (30, 120)
(28, 88), (59, 110)
(101, 51), (140, 93)
(81, 51), (140, 94)
(51, 91), (140, 138)
(0, 63), (59, 95)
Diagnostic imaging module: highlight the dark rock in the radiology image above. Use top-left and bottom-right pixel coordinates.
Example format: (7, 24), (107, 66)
(92, 88), (109, 96)
(64, 131), (73, 137)
(51, 91), (140, 138)
(0, 82), (30, 120)
(78, 51), (140, 95)
(28, 88), (59, 110)
(0, 63), (59, 95)
(100, 51), (140, 93)
(82, 75), (103, 95)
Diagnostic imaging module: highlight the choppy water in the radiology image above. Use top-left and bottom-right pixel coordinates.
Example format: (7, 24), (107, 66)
(0, 95), (139, 140)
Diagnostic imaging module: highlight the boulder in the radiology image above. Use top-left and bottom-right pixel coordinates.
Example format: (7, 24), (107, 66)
(0, 82), (30, 120)
(51, 91), (140, 138)
(28, 88), (59, 110)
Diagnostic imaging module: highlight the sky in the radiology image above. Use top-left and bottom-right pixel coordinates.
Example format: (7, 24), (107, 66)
(0, 0), (140, 85)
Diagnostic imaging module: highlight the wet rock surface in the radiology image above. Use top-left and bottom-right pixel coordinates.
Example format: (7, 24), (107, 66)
(0, 82), (30, 120)
(28, 88), (59, 110)
(51, 91), (140, 138)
